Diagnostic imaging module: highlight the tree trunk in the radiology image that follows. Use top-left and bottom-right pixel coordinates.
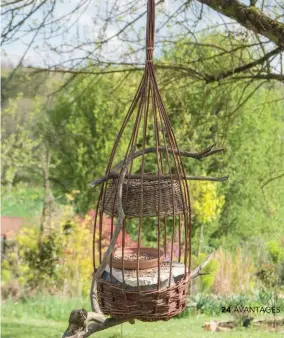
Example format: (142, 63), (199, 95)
(40, 147), (55, 239)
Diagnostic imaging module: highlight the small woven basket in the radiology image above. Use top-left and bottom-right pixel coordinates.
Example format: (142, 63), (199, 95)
(97, 276), (190, 321)
(100, 177), (185, 217)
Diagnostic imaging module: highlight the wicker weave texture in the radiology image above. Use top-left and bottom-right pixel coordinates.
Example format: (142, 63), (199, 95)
(97, 277), (190, 321)
(100, 178), (185, 217)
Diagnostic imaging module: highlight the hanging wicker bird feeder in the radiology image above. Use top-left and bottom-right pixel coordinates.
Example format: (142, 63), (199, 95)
(90, 0), (226, 322)
(91, 0), (191, 322)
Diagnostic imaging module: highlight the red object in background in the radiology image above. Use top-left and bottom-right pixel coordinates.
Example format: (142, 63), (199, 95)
(1, 216), (33, 240)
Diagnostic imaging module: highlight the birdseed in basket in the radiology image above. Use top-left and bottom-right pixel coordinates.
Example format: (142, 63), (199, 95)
(113, 252), (157, 261)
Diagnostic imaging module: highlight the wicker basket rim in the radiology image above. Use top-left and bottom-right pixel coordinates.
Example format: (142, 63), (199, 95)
(98, 274), (190, 295)
(109, 177), (180, 188)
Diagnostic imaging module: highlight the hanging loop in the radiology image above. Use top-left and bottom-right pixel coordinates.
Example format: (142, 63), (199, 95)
(146, 0), (155, 63)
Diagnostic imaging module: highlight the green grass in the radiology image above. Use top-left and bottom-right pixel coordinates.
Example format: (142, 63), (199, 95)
(2, 295), (90, 322)
(1, 317), (64, 338)
(1, 296), (282, 338)
(1, 185), (43, 217)
(1, 315), (281, 338)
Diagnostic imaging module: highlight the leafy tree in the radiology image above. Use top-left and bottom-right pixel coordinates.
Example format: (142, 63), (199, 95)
(215, 88), (284, 246)
(39, 73), (134, 212)
(1, 94), (41, 190)
(1, 67), (49, 105)
(160, 36), (284, 248)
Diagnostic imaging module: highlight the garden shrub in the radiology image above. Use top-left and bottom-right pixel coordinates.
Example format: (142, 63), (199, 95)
(1, 205), (134, 297)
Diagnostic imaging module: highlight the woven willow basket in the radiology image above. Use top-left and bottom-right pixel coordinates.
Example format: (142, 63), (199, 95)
(97, 276), (190, 321)
(100, 177), (185, 217)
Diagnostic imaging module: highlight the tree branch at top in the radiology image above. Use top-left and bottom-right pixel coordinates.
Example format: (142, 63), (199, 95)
(196, 0), (284, 48)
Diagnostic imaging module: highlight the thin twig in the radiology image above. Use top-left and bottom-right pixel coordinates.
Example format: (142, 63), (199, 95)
(261, 173), (284, 189)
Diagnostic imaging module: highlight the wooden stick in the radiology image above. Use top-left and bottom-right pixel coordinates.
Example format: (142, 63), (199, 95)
(89, 278), (104, 315)
(112, 144), (225, 171)
(89, 173), (228, 187)
(189, 252), (215, 280)
(62, 314), (135, 338)
(63, 166), (129, 338)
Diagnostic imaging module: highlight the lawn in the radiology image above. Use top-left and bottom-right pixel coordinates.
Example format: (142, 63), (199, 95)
(1, 186), (43, 217)
(2, 296), (282, 337)
(1, 315), (281, 338)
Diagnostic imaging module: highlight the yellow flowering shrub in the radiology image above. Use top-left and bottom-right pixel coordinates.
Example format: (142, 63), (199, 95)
(191, 181), (225, 224)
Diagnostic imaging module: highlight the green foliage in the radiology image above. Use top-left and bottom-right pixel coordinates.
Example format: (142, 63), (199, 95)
(191, 181), (224, 224)
(1, 95), (42, 189)
(213, 248), (256, 294)
(256, 240), (284, 290)
(39, 73), (133, 212)
(216, 88), (284, 246)
(23, 233), (62, 289)
(1, 67), (49, 103)
(266, 240), (284, 264)
(4, 226), (62, 291)
(1, 267), (12, 283)
(3, 207), (93, 296)
(160, 36), (284, 247)
(2, 205), (123, 297)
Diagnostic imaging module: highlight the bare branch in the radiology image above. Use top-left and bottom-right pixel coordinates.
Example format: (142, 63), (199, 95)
(62, 310), (133, 338)
(205, 47), (282, 82)
(112, 144), (225, 171)
(196, 0), (284, 48)
(189, 252), (215, 279)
